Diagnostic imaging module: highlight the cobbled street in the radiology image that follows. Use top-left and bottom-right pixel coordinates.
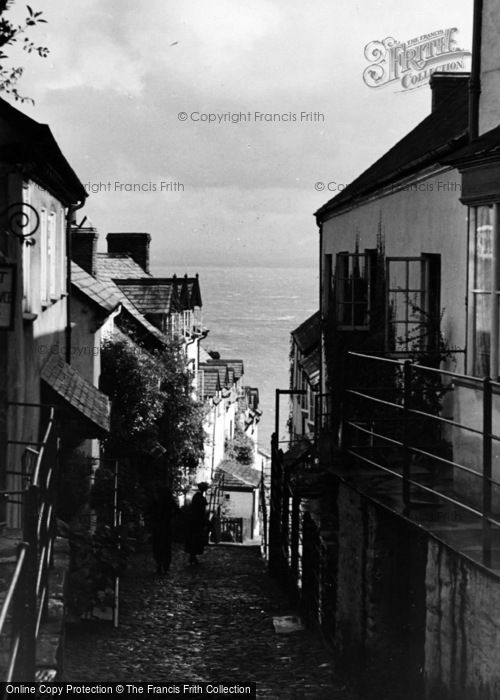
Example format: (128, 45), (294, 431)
(65, 544), (358, 699)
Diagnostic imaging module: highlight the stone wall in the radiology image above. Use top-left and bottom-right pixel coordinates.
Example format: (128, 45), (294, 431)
(330, 479), (500, 700)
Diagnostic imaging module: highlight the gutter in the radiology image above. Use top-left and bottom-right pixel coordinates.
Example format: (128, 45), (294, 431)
(315, 133), (469, 223)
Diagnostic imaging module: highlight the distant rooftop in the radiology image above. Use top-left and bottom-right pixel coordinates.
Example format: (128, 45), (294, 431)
(292, 311), (320, 354)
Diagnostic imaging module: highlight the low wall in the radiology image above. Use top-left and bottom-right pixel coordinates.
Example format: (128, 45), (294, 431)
(328, 479), (500, 700)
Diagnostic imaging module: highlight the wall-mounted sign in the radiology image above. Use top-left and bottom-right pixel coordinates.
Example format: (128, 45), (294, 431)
(0, 263), (16, 329)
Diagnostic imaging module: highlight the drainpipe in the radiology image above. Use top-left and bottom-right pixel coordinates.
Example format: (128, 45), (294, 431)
(318, 219), (325, 410)
(65, 200), (85, 364)
(469, 0), (483, 141)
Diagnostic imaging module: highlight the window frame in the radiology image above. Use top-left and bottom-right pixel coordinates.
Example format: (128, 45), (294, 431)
(469, 204), (498, 378)
(385, 254), (441, 356)
(335, 251), (371, 331)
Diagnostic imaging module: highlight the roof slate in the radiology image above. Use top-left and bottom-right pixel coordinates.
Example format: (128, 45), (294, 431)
(199, 362), (229, 388)
(315, 81), (469, 218)
(292, 311), (320, 354)
(217, 461), (261, 489)
(94, 254), (167, 344)
(301, 346), (320, 386)
(206, 358), (244, 380)
(95, 253), (151, 281)
(198, 369), (221, 398)
(71, 262), (121, 314)
(41, 354), (110, 433)
(114, 281), (175, 314)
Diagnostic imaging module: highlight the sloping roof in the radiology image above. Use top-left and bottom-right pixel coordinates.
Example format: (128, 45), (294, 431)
(111, 275), (202, 314)
(95, 253), (151, 281)
(217, 461), (261, 489)
(292, 311), (320, 354)
(301, 346), (320, 387)
(198, 369), (221, 398)
(71, 262), (121, 315)
(177, 275), (202, 308)
(315, 80), (469, 219)
(206, 358), (244, 380)
(94, 254), (167, 345)
(41, 354), (110, 434)
(114, 279), (175, 314)
(200, 362), (229, 388)
(0, 97), (87, 204)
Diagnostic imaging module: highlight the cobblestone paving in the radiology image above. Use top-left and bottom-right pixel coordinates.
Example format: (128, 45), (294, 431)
(65, 544), (359, 699)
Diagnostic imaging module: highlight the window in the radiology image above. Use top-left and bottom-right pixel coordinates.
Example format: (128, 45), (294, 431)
(471, 206), (494, 376)
(386, 255), (440, 353)
(48, 211), (56, 299)
(39, 209), (58, 304)
(335, 252), (371, 329)
(40, 209), (47, 304)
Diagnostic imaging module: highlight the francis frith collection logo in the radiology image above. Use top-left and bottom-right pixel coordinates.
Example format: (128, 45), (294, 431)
(363, 28), (471, 91)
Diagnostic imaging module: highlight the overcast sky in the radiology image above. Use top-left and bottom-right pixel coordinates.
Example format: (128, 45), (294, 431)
(8, 0), (473, 267)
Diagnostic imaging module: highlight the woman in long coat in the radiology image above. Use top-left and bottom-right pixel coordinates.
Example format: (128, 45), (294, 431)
(185, 482), (209, 565)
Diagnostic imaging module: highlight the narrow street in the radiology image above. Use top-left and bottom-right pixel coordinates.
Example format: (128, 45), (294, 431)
(64, 544), (357, 699)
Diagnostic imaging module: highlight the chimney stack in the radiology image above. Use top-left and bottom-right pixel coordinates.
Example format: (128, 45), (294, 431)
(429, 71), (470, 112)
(106, 232), (151, 273)
(72, 226), (98, 276)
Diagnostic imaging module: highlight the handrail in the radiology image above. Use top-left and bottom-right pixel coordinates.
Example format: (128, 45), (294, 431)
(32, 407), (55, 487)
(345, 388), (488, 438)
(0, 405), (59, 680)
(343, 352), (500, 568)
(0, 543), (28, 635)
(347, 420), (500, 486)
(348, 350), (500, 387)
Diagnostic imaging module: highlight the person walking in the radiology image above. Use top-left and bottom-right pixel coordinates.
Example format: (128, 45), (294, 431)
(148, 486), (176, 574)
(185, 482), (210, 565)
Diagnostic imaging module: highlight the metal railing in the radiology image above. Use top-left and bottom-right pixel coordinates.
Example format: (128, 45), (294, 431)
(342, 351), (500, 568)
(0, 404), (58, 681)
(220, 517), (243, 543)
(268, 434), (335, 638)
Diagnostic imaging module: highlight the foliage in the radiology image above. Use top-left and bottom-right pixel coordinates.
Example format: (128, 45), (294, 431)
(100, 336), (204, 495)
(56, 449), (93, 523)
(67, 523), (132, 618)
(100, 338), (164, 455)
(0, 2), (48, 102)
(391, 298), (457, 453)
(224, 423), (255, 465)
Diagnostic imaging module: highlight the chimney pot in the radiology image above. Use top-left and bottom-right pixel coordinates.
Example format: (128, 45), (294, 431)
(72, 226), (98, 276)
(106, 232), (151, 273)
(429, 71), (470, 112)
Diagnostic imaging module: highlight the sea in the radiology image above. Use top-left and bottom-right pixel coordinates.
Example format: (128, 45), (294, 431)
(150, 264), (318, 451)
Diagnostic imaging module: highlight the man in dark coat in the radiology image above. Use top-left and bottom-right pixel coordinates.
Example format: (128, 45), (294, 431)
(185, 482), (209, 565)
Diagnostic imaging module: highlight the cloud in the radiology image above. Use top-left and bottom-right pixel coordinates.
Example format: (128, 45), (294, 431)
(9, 0), (473, 268)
